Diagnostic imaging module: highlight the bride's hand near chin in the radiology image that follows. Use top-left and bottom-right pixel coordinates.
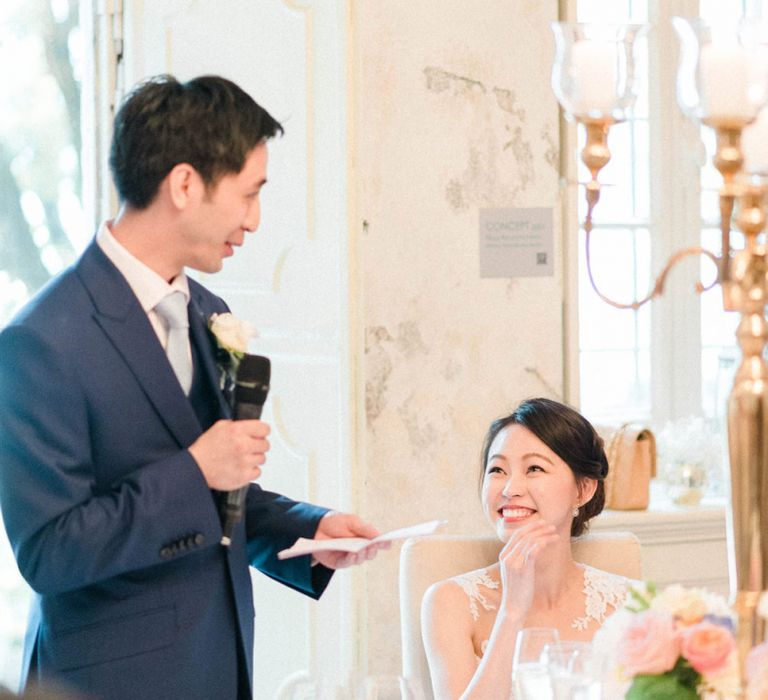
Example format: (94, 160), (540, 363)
(498, 520), (558, 618)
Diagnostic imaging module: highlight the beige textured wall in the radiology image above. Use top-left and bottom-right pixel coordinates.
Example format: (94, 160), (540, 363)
(351, 0), (563, 675)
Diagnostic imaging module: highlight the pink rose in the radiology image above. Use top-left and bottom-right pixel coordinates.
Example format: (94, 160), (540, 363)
(746, 642), (768, 682)
(681, 621), (735, 675)
(618, 610), (681, 676)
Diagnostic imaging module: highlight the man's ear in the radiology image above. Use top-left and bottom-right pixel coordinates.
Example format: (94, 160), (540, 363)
(166, 163), (203, 210)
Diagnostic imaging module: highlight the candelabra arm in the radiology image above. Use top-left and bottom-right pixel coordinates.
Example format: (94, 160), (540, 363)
(578, 116), (718, 310)
(720, 192), (734, 287)
(583, 224), (719, 310)
(705, 122), (747, 311)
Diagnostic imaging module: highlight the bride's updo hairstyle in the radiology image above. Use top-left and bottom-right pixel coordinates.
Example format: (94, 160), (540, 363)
(479, 397), (609, 537)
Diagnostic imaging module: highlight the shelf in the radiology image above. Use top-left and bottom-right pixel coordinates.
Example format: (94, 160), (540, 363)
(589, 485), (729, 593)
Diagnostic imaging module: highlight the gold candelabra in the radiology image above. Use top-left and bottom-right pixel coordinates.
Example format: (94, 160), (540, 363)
(551, 18), (768, 678)
(580, 117), (720, 311)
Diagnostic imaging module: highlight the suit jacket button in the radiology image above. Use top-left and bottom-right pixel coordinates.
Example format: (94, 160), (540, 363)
(194, 533), (204, 546)
(160, 546), (172, 559)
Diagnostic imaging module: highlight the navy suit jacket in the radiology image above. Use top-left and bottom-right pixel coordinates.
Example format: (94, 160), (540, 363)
(0, 241), (332, 699)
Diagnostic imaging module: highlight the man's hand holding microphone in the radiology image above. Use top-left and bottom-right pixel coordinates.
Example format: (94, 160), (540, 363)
(188, 354), (384, 562)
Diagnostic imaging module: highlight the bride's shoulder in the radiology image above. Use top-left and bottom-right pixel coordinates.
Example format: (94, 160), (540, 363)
(425, 565), (498, 599)
(452, 565), (500, 588)
(572, 564), (633, 630)
(579, 564), (640, 611)
(423, 566), (500, 622)
(578, 563), (634, 591)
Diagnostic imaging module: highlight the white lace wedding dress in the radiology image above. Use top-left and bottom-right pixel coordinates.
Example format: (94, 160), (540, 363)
(451, 563), (630, 657)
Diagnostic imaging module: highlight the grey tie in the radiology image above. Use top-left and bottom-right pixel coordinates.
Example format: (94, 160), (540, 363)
(155, 292), (193, 395)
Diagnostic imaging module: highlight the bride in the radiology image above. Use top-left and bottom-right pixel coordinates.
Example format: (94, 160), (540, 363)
(421, 398), (631, 699)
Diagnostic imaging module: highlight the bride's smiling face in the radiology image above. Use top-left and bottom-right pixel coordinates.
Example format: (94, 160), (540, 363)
(481, 424), (594, 542)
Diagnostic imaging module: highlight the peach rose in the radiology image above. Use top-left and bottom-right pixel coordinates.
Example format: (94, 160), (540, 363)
(618, 610), (681, 676)
(675, 598), (708, 627)
(681, 621), (736, 675)
(653, 585), (707, 626)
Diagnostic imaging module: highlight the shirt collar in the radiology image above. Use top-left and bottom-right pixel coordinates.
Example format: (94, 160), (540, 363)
(96, 221), (190, 312)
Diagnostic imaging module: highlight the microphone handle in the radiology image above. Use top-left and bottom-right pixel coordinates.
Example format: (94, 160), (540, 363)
(235, 403), (263, 420)
(221, 402), (264, 547)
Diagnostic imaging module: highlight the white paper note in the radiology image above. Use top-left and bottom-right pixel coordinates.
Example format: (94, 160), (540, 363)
(277, 519), (447, 560)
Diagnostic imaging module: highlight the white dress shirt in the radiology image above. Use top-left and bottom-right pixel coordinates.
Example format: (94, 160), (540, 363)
(96, 222), (191, 353)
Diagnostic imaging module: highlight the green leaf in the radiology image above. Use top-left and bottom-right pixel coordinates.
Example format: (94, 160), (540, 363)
(625, 673), (699, 700)
(671, 657), (699, 687)
(628, 584), (652, 611)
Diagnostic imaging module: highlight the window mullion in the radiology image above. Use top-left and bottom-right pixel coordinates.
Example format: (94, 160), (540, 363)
(90, 0), (124, 225)
(648, 0), (703, 425)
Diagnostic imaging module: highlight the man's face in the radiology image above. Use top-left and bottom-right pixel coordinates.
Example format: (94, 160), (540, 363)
(180, 142), (268, 274)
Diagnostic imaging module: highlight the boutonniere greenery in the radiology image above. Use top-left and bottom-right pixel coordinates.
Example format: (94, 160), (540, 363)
(207, 312), (257, 390)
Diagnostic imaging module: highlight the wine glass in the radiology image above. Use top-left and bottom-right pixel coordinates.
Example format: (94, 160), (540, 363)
(274, 670), (354, 699)
(543, 641), (602, 699)
(512, 627), (560, 700)
(354, 674), (426, 700)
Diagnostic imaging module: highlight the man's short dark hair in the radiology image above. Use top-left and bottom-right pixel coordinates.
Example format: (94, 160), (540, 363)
(109, 74), (283, 209)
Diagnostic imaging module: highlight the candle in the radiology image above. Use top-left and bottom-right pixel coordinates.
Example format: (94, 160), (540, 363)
(743, 108), (768, 174)
(699, 43), (751, 121)
(569, 39), (618, 116)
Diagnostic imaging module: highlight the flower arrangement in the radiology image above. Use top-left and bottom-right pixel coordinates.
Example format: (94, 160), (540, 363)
(593, 582), (741, 699)
(207, 312), (256, 390)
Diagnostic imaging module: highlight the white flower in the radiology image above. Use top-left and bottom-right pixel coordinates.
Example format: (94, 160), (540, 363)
(209, 312), (256, 355)
(699, 590), (736, 623)
(590, 607), (633, 696)
(758, 591), (768, 620)
(700, 651), (742, 699)
(651, 584), (734, 625)
(651, 584), (707, 616)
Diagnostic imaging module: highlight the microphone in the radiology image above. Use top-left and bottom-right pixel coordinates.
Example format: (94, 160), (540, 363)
(220, 354), (271, 547)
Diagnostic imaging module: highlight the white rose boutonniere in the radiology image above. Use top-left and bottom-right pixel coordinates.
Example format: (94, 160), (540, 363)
(208, 312), (257, 390)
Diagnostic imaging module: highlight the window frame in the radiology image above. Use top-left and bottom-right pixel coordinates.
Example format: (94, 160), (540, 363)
(0, 0), (122, 689)
(564, 0), (722, 426)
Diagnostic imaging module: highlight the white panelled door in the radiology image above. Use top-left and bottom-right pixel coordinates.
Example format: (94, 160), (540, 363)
(122, 1), (354, 696)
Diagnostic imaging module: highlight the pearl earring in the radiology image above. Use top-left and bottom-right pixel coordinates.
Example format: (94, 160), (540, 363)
(572, 506), (579, 518)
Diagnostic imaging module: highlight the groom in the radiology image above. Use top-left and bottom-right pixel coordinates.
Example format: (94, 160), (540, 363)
(0, 75), (382, 699)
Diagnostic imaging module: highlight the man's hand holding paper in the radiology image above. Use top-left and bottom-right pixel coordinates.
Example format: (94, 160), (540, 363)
(279, 518), (446, 565)
(308, 512), (390, 569)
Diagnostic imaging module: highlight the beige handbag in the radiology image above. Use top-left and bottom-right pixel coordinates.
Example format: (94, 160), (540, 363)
(604, 423), (657, 510)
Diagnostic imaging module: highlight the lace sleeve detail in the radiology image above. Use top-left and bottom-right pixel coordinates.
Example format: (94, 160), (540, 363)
(452, 568), (499, 621)
(572, 565), (630, 632)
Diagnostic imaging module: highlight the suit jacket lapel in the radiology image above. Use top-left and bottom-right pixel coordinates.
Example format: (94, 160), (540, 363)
(188, 300), (232, 419)
(75, 242), (203, 448)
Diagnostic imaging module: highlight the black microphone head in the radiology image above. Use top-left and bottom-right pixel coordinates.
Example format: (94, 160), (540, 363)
(234, 355), (271, 406)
